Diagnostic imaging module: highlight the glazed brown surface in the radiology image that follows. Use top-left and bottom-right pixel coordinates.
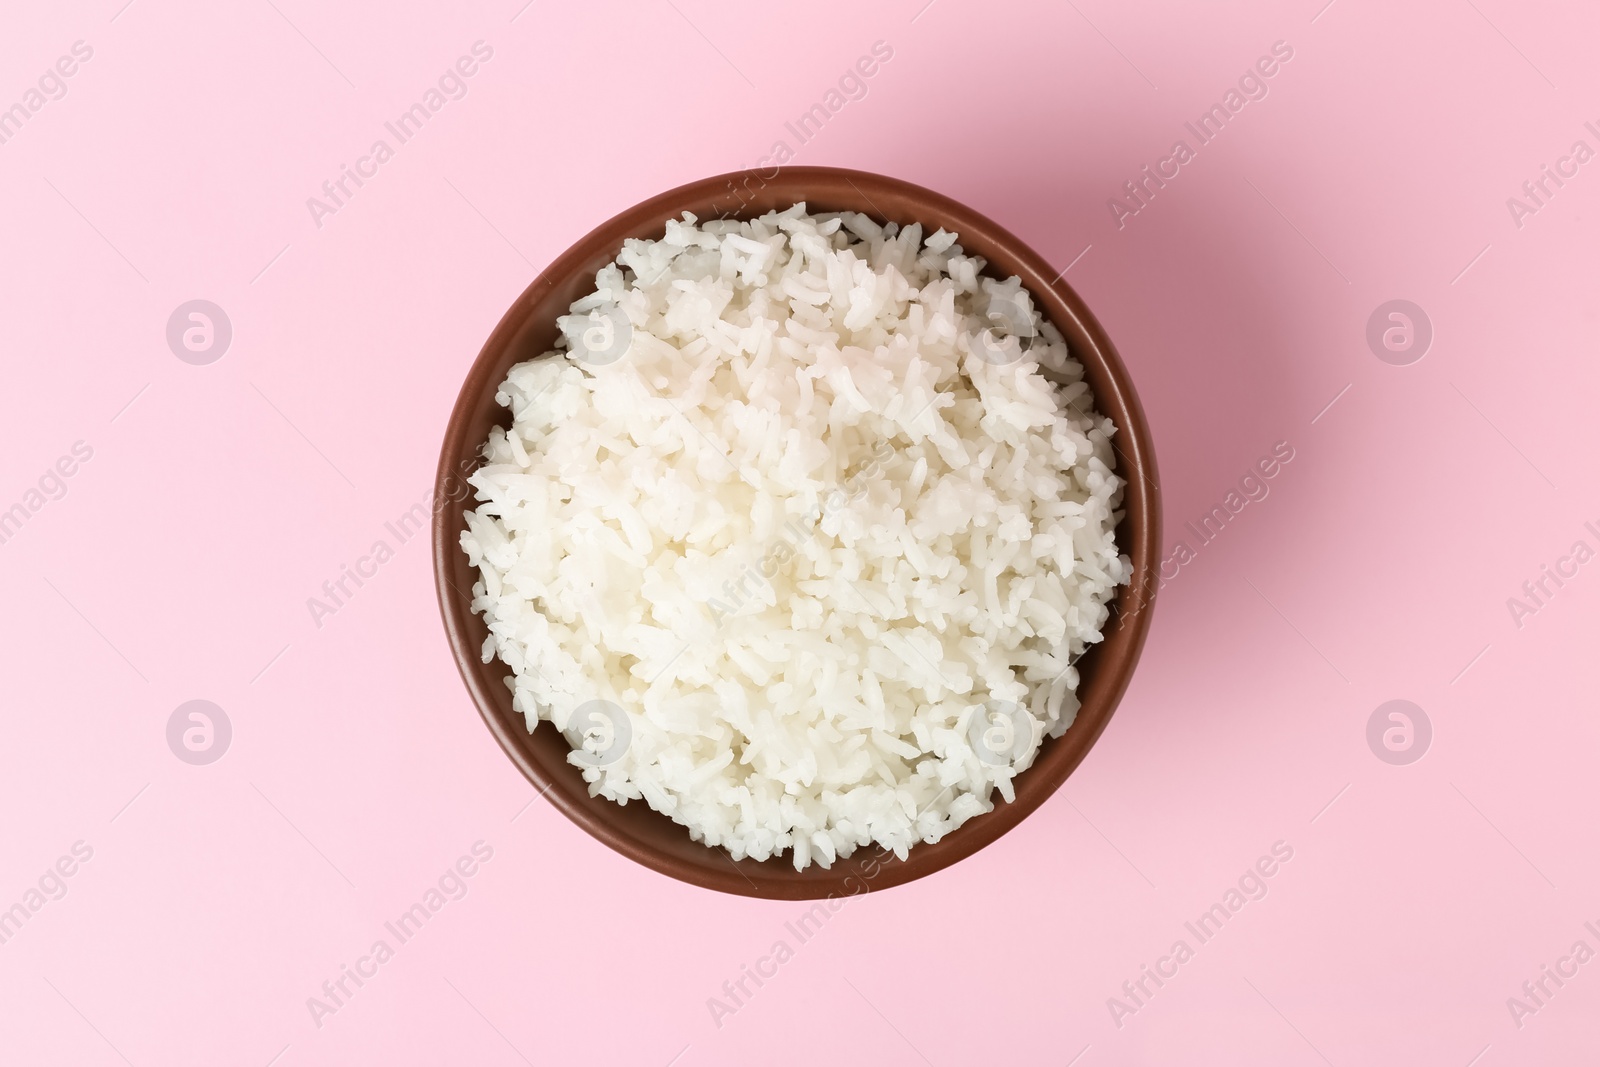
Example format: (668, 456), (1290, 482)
(432, 167), (1160, 899)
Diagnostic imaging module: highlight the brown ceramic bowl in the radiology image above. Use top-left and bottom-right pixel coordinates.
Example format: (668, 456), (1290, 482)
(433, 166), (1159, 899)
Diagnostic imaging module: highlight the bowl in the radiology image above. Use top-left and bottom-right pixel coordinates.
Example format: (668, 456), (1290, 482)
(433, 166), (1159, 899)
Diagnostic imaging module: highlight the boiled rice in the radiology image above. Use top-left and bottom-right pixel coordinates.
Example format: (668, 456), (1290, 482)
(460, 204), (1128, 870)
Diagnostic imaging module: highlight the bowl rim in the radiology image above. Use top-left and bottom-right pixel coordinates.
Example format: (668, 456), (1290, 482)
(433, 165), (1160, 899)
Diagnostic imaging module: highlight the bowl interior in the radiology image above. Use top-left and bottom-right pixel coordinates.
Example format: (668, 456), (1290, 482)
(433, 166), (1159, 899)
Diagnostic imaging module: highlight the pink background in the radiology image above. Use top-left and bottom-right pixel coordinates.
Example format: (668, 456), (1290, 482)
(2, 0), (1597, 1063)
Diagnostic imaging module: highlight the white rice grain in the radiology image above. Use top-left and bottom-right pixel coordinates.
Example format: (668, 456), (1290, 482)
(460, 204), (1128, 870)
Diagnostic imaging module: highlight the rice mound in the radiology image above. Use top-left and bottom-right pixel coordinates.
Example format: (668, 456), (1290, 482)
(460, 204), (1128, 870)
